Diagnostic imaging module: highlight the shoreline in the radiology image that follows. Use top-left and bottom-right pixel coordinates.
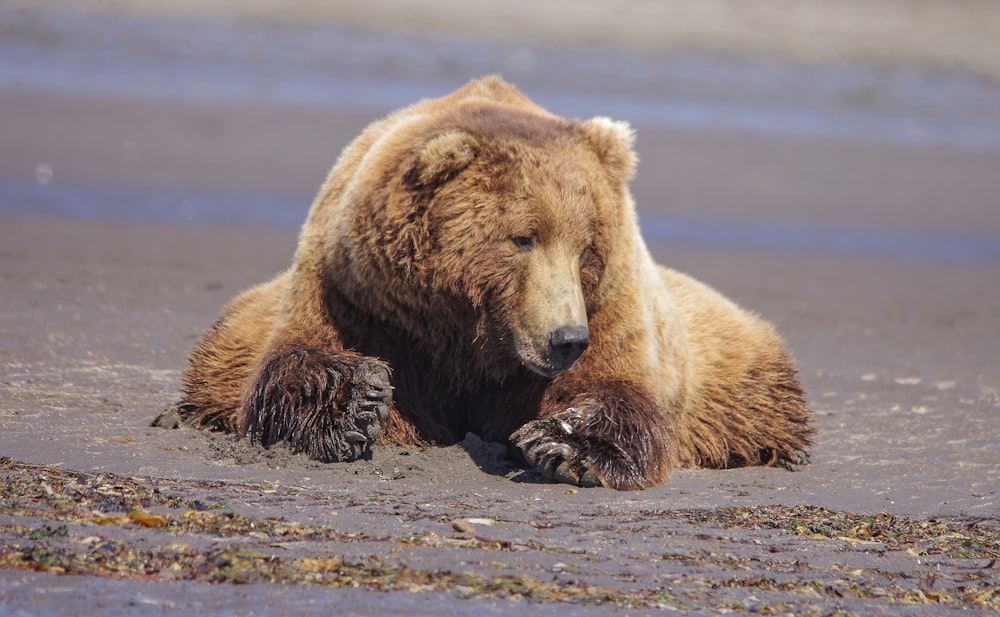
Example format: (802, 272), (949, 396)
(4, 5), (999, 152)
(14, 0), (1000, 79)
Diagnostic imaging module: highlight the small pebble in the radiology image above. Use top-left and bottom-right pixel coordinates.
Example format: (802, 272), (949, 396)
(452, 518), (475, 533)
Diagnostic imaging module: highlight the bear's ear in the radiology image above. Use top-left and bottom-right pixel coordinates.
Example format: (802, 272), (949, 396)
(412, 130), (478, 187)
(580, 117), (637, 181)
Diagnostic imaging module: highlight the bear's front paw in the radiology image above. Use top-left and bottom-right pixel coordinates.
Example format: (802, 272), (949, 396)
(243, 350), (392, 463)
(333, 358), (394, 459)
(511, 385), (672, 490)
(511, 408), (604, 488)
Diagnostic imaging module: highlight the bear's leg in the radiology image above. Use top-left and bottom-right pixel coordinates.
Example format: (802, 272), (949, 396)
(240, 346), (393, 462)
(510, 381), (676, 491)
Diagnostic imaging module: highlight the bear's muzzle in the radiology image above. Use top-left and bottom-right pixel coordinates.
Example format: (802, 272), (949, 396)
(548, 325), (590, 372)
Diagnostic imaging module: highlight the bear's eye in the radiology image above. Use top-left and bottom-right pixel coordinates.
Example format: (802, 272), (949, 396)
(511, 236), (536, 251)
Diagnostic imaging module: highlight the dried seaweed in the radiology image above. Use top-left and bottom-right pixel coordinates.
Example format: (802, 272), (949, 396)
(2, 457), (997, 613)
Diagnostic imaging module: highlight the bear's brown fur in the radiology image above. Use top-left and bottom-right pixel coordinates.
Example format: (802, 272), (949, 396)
(175, 76), (813, 490)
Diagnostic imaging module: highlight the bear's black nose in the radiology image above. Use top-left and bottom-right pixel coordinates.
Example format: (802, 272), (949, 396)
(549, 325), (590, 370)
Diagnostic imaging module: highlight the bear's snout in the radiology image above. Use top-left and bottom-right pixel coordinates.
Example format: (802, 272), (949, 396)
(548, 325), (590, 371)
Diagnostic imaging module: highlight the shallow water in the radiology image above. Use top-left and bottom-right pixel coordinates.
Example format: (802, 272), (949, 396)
(5, 176), (1000, 265)
(4, 5), (999, 146)
(2, 4), (1000, 264)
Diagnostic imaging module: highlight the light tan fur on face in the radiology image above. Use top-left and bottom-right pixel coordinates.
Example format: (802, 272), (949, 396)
(495, 141), (598, 377)
(513, 240), (589, 377)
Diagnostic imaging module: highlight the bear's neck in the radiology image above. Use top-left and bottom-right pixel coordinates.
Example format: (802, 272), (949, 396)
(322, 282), (547, 443)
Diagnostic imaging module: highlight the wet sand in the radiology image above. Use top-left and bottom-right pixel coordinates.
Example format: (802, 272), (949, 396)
(2, 4), (1000, 616)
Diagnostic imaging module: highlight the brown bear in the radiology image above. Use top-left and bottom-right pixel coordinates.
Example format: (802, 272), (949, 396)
(174, 76), (813, 490)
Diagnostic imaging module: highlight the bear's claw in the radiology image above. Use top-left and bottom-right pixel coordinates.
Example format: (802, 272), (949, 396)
(510, 411), (604, 488)
(244, 350), (393, 463)
(327, 358), (393, 461)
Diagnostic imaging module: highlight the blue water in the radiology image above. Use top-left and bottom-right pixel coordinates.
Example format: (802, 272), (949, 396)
(640, 216), (1000, 266)
(2, 5), (999, 264)
(3, 5), (1000, 148)
(5, 178), (999, 265)
(0, 177), (312, 228)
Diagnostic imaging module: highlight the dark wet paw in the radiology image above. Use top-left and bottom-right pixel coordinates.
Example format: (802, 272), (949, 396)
(510, 408), (604, 488)
(336, 358), (393, 458)
(243, 350), (392, 463)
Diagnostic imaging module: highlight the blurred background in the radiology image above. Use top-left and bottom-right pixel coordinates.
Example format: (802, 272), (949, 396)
(2, 0), (999, 260)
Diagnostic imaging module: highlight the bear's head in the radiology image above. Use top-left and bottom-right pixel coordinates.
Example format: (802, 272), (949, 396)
(326, 94), (637, 380)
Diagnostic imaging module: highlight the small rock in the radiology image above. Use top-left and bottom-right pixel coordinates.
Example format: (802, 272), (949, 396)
(452, 518), (475, 534)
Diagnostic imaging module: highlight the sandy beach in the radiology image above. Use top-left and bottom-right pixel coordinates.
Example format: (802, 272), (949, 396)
(2, 3), (1000, 615)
